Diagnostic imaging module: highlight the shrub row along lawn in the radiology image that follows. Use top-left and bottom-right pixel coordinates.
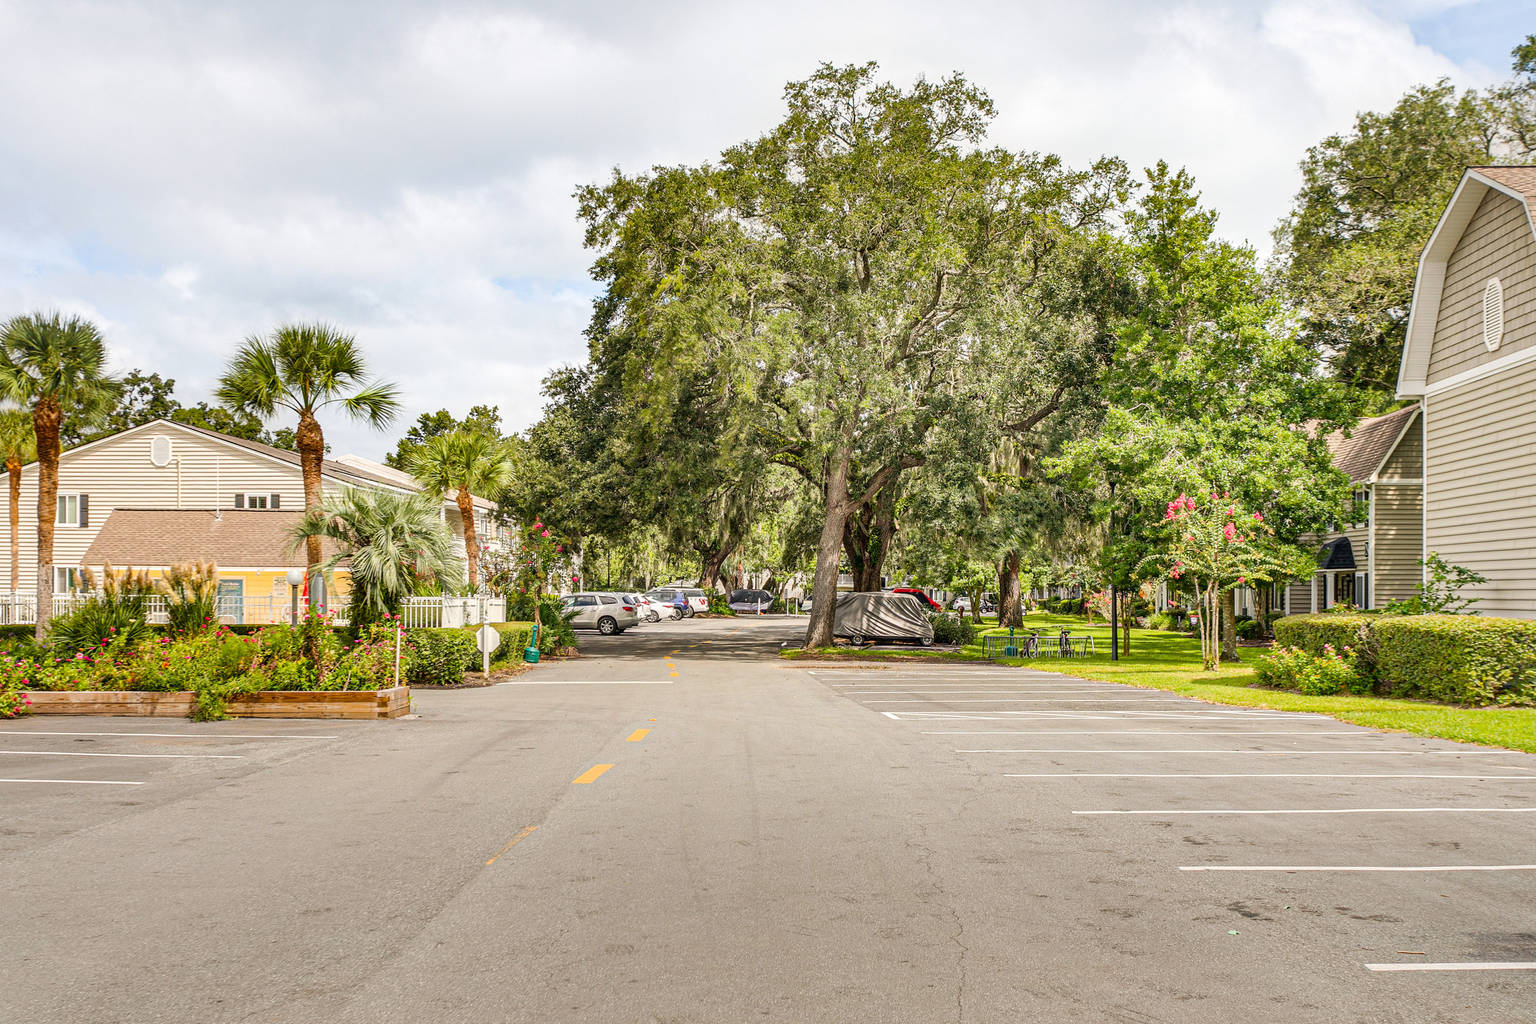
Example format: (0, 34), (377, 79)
(902, 612), (1535, 753)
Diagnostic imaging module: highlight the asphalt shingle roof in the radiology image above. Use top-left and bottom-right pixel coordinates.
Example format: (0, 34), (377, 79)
(1324, 404), (1418, 484)
(81, 509), (339, 569)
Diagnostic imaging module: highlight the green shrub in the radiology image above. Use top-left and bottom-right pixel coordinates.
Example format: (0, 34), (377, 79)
(707, 592), (733, 615)
(1253, 644), (1370, 696)
(1044, 598), (1083, 615)
(48, 602), (153, 657)
(1146, 612), (1173, 631)
(405, 628), (477, 686)
(930, 614), (977, 646)
(1272, 614), (1375, 659)
(1235, 618), (1262, 641)
(1372, 615), (1536, 705)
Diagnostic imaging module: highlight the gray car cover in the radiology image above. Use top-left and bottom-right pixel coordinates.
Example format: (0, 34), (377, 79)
(833, 592), (935, 643)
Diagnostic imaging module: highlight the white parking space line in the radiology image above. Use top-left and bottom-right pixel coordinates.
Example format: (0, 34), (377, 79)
(0, 730), (339, 740)
(883, 711), (1298, 720)
(1076, 807), (1536, 816)
(1365, 962), (1536, 972)
(861, 698), (1197, 704)
(0, 749), (242, 760)
(0, 777), (145, 786)
(1005, 773), (1536, 779)
(1181, 864), (1536, 873)
(496, 680), (676, 685)
(959, 748), (1512, 755)
(842, 690), (1131, 695)
(926, 731), (1354, 736)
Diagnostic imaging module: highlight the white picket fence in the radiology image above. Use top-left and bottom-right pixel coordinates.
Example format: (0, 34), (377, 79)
(0, 593), (503, 629)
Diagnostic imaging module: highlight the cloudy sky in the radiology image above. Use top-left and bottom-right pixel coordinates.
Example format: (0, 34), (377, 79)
(0, 0), (1527, 458)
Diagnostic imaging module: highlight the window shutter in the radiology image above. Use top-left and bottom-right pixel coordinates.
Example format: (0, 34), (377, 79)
(234, 493), (245, 509)
(78, 494), (89, 529)
(270, 494), (281, 510)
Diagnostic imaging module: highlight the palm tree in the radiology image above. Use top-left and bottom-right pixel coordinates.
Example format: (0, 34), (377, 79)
(0, 409), (36, 595)
(215, 322), (400, 574)
(292, 487), (460, 625)
(408, 429), (515, 590)
(0, 314), (123, 637)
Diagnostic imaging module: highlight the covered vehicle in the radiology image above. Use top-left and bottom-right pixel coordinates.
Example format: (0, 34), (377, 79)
(833, 592), (934, 646)
(729, 589), (774, 614)
(891, 587), (942, 612)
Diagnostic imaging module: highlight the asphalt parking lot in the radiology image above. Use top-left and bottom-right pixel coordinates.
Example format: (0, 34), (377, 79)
(805, 662), (1536, 986)
(4, 616), (1533, 1023)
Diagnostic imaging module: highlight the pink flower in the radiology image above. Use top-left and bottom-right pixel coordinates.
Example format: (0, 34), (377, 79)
(540, 529), (550, 538)
(1223, 522), (1236, 542)
(1252, 512), (1264, 522)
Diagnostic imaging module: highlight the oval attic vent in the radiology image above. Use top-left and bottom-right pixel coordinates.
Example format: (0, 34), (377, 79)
(1483, 277), (1505, 352)
(149, 435), (173, 467)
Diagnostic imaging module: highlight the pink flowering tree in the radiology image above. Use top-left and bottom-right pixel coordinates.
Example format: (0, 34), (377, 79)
(510, 520), (572, 632)
(1136, 493), (1294, 671)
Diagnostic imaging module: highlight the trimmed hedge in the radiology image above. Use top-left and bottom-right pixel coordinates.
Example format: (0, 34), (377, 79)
(1271, 613), (1536, 705)
(405, 628), (477, 686)
(1373, 615), (1536, 705)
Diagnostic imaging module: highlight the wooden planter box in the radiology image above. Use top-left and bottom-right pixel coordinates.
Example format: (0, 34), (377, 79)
(22, 686), (410, 720)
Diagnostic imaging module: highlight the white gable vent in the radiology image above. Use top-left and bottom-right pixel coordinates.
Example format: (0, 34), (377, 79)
(149, 435), (173, 467)
(1483, 277), (1504, 352)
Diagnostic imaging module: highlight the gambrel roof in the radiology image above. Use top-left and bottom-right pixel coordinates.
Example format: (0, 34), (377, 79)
(1397, 167), (1536, 397)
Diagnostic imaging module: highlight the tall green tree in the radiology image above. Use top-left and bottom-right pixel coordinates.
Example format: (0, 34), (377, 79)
(216, 323), (401, 573)
(578, 63), (1125, 647)
(71, 369), (178, 445)
(0, 409), (36, 595)
(1061, 164), (1352, 658)
(409, 428), (515, 590)
(0, 313), (123, 636)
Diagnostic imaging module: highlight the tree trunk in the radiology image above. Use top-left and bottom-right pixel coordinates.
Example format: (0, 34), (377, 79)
(33, 398), (61, 640)
(969, 587), (982, 624)
(842, 478), (898, 592)
(997, 549), (1023, 627)
(1220, 588), (1239, 662)
(457, 486), (479, 591)
(804, 451), (852, 649)
(699, 544), (732, 593)
(296, 411), (326, 575)
(7, 455), (20, 593)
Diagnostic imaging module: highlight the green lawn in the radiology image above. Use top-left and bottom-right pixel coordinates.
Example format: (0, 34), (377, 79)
(789, 612), (1536, 753)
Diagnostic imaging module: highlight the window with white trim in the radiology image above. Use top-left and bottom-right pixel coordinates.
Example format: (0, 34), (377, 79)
(54, 567), (80, 593)
(233, 493), (281, 510)
(56, 494), (80, 526)
(1352, 487), (1370, 528)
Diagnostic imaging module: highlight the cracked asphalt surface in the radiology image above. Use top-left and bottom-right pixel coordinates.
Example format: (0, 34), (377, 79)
(3, 615), (1533, 1022)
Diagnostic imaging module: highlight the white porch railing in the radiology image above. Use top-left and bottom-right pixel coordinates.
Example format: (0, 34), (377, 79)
(401, 596), (506, 629)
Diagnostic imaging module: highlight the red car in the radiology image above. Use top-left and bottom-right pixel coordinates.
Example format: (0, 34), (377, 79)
(891, 587), (942, 612)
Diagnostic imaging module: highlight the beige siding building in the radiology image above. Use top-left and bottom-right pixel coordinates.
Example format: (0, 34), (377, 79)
(1281, 404), (1424, 613)
(1397, 166), (1536, 618)
(0, 419), (505, 601)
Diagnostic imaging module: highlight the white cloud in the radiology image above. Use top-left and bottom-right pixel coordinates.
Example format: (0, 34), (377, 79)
(0, 0), (1515, 456)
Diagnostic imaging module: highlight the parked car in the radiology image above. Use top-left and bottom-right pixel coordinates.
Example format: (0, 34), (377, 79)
(645, 588), (692, 619)
(833, 592), (934, 646)
(683, 588), (709, 616)
(891, 587), (942, 612)
(952, 595), (995, 614)
(729, 589), (774, 614)
(624, 593), (661, 623)
(560, 592), (640, 635)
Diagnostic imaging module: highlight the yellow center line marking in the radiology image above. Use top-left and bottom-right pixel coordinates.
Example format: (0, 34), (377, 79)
(627, 728), (651, 742)
(669, 671), (679, 677)
(648, 718), (656, 722)
(572, 763), (614, 785)
(485, 824), (538, 865)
